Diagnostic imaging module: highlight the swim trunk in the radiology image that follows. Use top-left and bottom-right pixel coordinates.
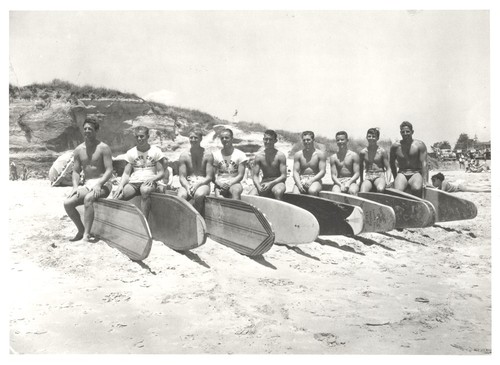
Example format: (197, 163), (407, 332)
(187, 175), (207, 187)
(300, 174), (322, 185)
(398, 169), (421, 180)
(364, 171), (385, 183)
(83, 178), (112, 196)
(128, 181), (157, 194)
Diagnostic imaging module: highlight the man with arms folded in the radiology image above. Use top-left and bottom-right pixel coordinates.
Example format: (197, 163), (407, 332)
(213, 128), (248, 199)
(64, 118), (113, 242)
(359, 127), (392, 192)
(330, 131), (360, 195)
(390, 121), (428, 196)
(249, 129), (287, 200)
(177, 129), (214, 212)
(113, 126), (165, 219)
(292, 131), (326, 196)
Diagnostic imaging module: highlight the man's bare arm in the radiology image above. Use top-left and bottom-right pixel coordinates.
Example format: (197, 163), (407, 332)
(419, 141), (428, 185)
(348, 153), (360, 185)
(389, 144), (399, 178)
(309, 151), (326, 184)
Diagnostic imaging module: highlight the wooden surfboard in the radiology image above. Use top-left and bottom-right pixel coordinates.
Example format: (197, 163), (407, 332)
(281, 193), (364, 235)
(358, 192), (434, 228)
(319, 191), (396, 233)
(383, 188), (437, 227)
(146, 193), (207, 251)
(91, 199), (153, 261)
(241, 195), (320, 245)
(202, 196), (275, 256)
(423, 187), (477, 222)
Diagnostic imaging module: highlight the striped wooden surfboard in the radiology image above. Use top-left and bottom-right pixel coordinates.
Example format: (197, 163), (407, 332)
(91, 199), (153, 261)
(282, 193), (364, 235)
(358, 192), (434, 228)
(319, 191), (396, 233)
(202, 196), (275, 256)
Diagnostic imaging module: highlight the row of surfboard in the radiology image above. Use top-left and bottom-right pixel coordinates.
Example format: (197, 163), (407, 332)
(87, 185), (478, 261)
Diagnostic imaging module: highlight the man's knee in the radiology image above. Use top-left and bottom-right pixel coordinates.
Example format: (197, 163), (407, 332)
(83, 192), (97, 207)
(140, 185), (154, 198)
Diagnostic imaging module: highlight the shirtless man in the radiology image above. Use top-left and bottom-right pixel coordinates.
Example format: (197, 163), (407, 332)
(63, 118), (113, 242)
(113, 126), (165, 219)
(213, 128), (248, 199)
(249, 130), (287, 199)
(431, 172), (490, 193)
(390, 121), (428, 196)
(330, 131), (360, 195)
(292, 131), (326, 196)
(359, 128), (391, 193)
(177, 129), (214, 212)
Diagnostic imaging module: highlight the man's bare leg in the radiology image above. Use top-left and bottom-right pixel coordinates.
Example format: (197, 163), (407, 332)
(64, 188), (86, 241)
(192, 185), (210, 212)
(393, 173), (408, 192)
(229, 184), (243, 199)
(308, 181), (322, 196)
(408, 174), (424, 197)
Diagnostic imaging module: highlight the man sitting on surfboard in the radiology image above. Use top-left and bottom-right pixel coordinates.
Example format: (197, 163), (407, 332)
(431, 172), (490, 193)
(249, 129), (287, 200)
(292, 131), (326, 196)
(330, 131), (360, 195)
(359, 127), (392, 193)
(177, 129), (214, 212)
(113, 126), (166, 219)
(390, 121), (428, 196)
(213, 128), (248, 199)
(63, 117), (113, 242)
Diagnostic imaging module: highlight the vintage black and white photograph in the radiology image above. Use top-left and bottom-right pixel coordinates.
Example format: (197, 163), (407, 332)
(6, 1), (496, 357)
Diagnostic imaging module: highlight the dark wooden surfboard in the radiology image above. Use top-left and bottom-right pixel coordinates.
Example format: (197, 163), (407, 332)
(241, 195), (319, 245)
(202, 196), (275, 256)
(282, 193), (364, 235)
(319, 191), (396, 233)
(91, 199), (153, 261)
(146, 193), (207, 251)
(383, 188), (437, 227)
(358, 192), (434, 228)
(423, 187), (477, 222)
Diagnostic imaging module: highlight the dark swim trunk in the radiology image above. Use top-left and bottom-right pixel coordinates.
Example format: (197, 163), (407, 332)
(398, 169), (421, 180)
(128, 181), (157, 194)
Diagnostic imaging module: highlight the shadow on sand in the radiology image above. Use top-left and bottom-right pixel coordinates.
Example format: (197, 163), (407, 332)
(351, 235), (396, 251)
(248, 255), (277, 270)
(283, 245), (321, 261)
(315, 237), (365, 256)
(378, 232), (427, 246)
(177, 250), (211, 269)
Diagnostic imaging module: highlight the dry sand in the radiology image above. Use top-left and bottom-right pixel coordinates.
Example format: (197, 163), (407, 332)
(8, 170), (492, 354)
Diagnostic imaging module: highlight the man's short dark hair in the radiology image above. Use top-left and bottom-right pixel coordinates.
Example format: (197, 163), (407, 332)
(189, 128), (204, 139)
(367, 128), (380, 139)
(135, 126), (149, 135)
(301, 131), (315, 139)
(336, 131), (348, 139)
(221, 128), (233, 138)
(264, 129), (277, 140)
(431, 172), (445, 181)
(400, 121), (413, 130)
(83, 118), (99, 131)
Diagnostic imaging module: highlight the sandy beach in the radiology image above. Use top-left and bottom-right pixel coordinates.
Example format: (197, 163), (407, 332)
(8, 169), (491, 354)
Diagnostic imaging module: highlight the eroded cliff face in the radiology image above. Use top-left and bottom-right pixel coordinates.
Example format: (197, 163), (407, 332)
(9, 91), (294, 178)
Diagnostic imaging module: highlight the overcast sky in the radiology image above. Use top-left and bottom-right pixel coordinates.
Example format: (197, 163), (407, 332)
(9, 9), (491, 145)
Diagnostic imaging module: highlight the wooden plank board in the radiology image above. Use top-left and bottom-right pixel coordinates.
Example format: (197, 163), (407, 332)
(241, 195), (319, 245)
(203, 196), (275, 256)
(319, 191), (396, 233)
(383, 188), (437, 227)
(358, 192), (434, 228)
(91, 199), (152, 261)
(423, 187), (477, 222)
(146, 192), (207, 251)
(282, 193), (364, 235)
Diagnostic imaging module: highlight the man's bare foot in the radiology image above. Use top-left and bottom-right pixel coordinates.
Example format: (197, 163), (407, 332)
(83, 234), (98, 243)
(69, 232), (84, 241)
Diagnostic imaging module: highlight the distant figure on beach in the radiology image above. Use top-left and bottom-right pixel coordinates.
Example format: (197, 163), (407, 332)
(390, 121), (428, 196)
(177, 129), (214, 212)
(359, 128), (391, 193)
(431, 172), (490, 193)
(292, 131), (326, 196)
(458, 154), (465, 169)
(10, 162), (18, 180)
(330, 131), (360, 195)
(113, 126), (166, 219)
(213, 128), (248, 199)
(63, 118), (113, 242)
(249, 130), (287, 199)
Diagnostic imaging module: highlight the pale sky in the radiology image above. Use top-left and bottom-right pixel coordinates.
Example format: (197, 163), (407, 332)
(8, 9), (491, 145)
